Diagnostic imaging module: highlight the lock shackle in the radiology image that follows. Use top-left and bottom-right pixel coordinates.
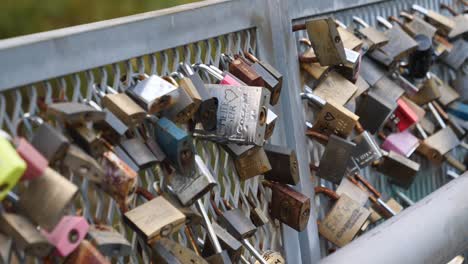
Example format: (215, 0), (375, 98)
(184, 225), (202, 256)
(221, 198), (235, 211)
(428, 102), (447, 128)
(178, 62), (195, 76)
(376, 16), (393, 29)
(243, 51), (260, 63)
(314, 186), (339, 201)
(411, 4), (429, 15)
(193, 63), (224, 81)
(355, 122), (365, 134)
(432, 100), (449, 121)
(169, 71), (185, 81)
(245, 191), (259, 209)
(352, 173), (381, 198)
(300, 92), (326, 108)
(82, 99), (103, 112)
(305, 130), (329, 143)
(352, 16), (370, 28)
(299, 38), (312, 47)
(16, 113), (45, 138)
(334, 19), (347, 29)
(135, 187), (155, 201)
(298, 52), (319, 63)
(162, 75), (178, 87)
(292, 23), (306, 32)
(387, 16), (405, 27)
(440, 3), (459, 16)
(220, 53), (234, 64)
(399, 11), (415, 21)
(209, 191), (223, 216)
(152, 182), (164, 196)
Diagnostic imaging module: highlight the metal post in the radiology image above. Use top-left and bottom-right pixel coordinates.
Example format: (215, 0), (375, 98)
(320, 172), (468, 264)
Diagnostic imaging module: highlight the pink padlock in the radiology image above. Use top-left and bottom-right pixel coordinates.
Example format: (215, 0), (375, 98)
(381, 131), (420, 157)
(42, 216), (89, 257)
(14, 137), (48, 181)
(219, 72), (244, 86)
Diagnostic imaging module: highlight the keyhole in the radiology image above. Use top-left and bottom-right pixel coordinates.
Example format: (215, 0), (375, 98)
(334, 36), (341, 43)
(259, 107), (267, 125)
(68, 229), (79, 243)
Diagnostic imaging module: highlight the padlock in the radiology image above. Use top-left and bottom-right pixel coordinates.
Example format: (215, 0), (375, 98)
(241, 59), (282, 106)
(302, 90), (359, 138)
(47, 102), (106, 125)
(164, 73), (202, 124)
(423, 126), (460, 156)
(430, 74), (459, 106)
(96, 85), (146, 128)
(355, 91), (396, 134)
(245, 194), (269, 227)
(349, 75), (370, 102)
(42, 215), (89, 257)
(0, 153), (21, 206)
(305, 17), (347, 66)
(369, 17), (418, 67)
(12, 137), (48, 181)
(98, 150), (137, 210)
(152, 237), (208, 264)
(359, 56), (386, 86)
(151, 116), (195, 174)
(93, 108), (129, 145)
(350, 123), (383, 169)
(375, 150), (420, 189)
(352, 16), (389, 51)
(308, 132), (356, 184)
(439, 3), (468, 39)
(179, 63), (219, 131)
(66, 124), (107, 158)
(264, 108), (277, 140)
(253, 250), (286, 264)
(18, 167), (78, 230)
(298, 38), (331, 82)
(225, 54), (265, 87)
(0, 233), (12, 264)
(113, 145), (139, 172)
(440, 39), (468, 71)
(336, 48), (362, 82)
(394, 12), (437, 38)
(264, 180), (310, 231)
(381, 130), (420, 157)
(61, 144), (105, 183)
(411, 4), (455, 37)
(263, 144), (299, 185)
(119, 138), (158, 170)
(368, 198), (403, 223)
(317, 190), (370, 247)
(244, 52), (283, 104)
(194, 63), (245, 86)
(194, 84), (270, 146)
(223, 144), (271, 181)
(124, 196), (186, 243)
(399, 96), (426, 120)
(126, 74), (179, 114)
(408, 34), (433, 79)
(0, 212), (53, 257)
(394, 97), (419, 131)
(374, 74), (406, 102)
(335, 20), (364, 51)
(64, 240), (110, 264)
(448, 102), (468, 121)
(336, 177), (370, 207)
(87, 225), (132, 257)
(202, 222), (243, 263)
(313, 71), (358, 106)
(168, 155), (217, 206)
(31, 122), (70, 163)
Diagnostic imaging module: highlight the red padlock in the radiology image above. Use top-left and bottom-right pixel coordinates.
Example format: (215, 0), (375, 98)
(394, 98), (419, 131)
(13, 137), (48, 181)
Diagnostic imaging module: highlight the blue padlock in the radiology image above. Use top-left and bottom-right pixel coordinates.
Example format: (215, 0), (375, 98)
(448, 102), (468, 121)
(153, 117), (195, 175)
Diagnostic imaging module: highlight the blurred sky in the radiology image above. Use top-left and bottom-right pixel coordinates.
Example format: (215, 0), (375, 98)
(1, 0), (200, 39)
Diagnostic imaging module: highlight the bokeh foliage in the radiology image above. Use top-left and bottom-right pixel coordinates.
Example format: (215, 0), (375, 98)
(1, 0), (200, 39)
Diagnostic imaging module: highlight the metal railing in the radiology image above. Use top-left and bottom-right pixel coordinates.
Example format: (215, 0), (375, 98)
(0, 0), (462, 263)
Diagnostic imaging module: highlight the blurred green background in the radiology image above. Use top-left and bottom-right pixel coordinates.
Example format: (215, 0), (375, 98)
(1, 0), (200, 39)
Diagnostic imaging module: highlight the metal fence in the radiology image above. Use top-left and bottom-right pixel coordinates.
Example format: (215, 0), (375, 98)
(0, 0), (461, 263)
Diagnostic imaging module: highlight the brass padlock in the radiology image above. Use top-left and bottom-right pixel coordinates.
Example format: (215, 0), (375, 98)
(254, 250), (286, 264)
(195, 84), (270, 146)
(124, 196), (185, 243)
(152, 238), (208, 264)
(61, 144), (105, 183)
(370, 17), (418, 67)
(263, 143), (299, 185)
(305, 17), (347, 66)
(66, 124), (106, 158)
(87, 225), (132, 257)
(299, 38), (331, 82)
(355, 91), (397, 134)
(302, 90), (359, 138)
(317, 191), (370, 247)
(352, 16), (389, 51)
(374, 75), (405, 103)
(308, 132), (356, 184)
(336, 177), (370, 207)
(223, 144), (272, 181)
(375, 150), (420, 189)
(47, 102), (106, 125)
(64, 240), (109, 264)
(313, 71), (358, 106)
(439, 3), (468, 39)
(335, 20), (363, 51)
(126, 74), (179, 114)
(412, 4), (455, 37)
(368, 198), (403, 223)
(396, 12), (437, 38)
(164, 73), (202, 124)
(17, 167), (78, 230)
(423, 126), (460, 156)
(93, 108), (128, 145)
(202, 222), (243, 263)
(97, 85), (146, 129)
(407, 77), (441, 105)
(265, 180), (311, 232)
(0, 212), (53, 257)
(359, 56), (386, 86)
(430, 74), (460, 106)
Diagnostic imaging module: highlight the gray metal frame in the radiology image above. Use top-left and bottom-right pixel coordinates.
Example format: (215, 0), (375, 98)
(0, 0), (461, 263)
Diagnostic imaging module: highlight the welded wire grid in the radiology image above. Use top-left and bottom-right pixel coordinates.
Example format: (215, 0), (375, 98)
(0, 28), (285, 263)
(293, 0), (464, 257)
